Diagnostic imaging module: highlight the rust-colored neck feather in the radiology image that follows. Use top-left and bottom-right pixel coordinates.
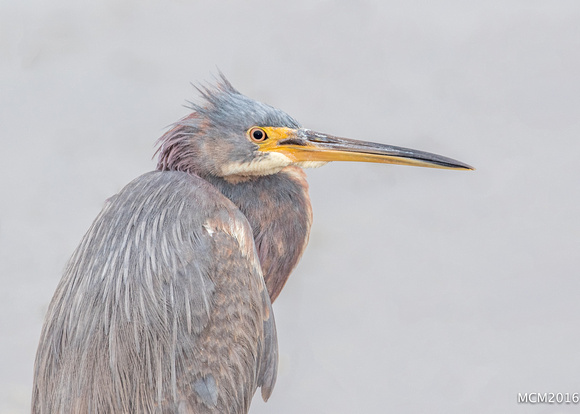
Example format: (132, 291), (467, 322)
(203, 167), (312, 302)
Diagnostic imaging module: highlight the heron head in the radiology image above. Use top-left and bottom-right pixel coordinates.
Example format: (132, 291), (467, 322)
(156, 77), (304, 181)
(156, 76), (473, 181)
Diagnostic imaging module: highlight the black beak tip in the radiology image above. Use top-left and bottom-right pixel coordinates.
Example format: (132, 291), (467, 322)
(457, 162), (475, 171)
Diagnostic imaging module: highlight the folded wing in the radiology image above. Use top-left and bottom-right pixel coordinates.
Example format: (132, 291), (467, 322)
(32, 171), (277, 414)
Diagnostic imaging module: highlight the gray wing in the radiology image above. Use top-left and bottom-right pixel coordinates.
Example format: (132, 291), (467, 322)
(32, 171), (277, 414)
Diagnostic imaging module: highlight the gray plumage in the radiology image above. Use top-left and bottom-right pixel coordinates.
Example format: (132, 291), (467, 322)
(33, 171), (278, 413)
(32, 79), (306, 413)
(33, 76), (472, 413)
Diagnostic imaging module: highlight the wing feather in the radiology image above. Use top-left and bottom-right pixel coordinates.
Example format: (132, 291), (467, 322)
(32, 171), (277, 414)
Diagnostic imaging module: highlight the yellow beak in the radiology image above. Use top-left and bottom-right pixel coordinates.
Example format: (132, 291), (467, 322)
(259, 127), (474, 170)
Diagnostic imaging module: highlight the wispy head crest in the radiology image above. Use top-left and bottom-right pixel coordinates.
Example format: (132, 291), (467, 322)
(189, 73), (240, 112)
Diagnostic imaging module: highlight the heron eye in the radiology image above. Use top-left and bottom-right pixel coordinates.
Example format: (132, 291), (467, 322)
(249, 127), (267, 142)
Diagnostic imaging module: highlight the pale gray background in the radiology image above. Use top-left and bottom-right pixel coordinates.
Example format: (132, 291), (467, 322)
(1, 1), (579, 413)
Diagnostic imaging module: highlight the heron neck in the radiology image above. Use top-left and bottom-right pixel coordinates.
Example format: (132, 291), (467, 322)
(202, 167), (312, 302)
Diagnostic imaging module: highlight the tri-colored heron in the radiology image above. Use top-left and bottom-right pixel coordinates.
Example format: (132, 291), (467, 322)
(32, 77), (472, 413)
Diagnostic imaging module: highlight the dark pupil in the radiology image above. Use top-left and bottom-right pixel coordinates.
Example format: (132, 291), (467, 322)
(253, 129), (264, 140)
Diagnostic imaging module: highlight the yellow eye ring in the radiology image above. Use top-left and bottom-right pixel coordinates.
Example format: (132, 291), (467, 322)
(248, 127), (268, 142)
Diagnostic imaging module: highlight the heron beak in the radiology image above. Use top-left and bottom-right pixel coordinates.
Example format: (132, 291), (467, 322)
(260, 128), (474, 170)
